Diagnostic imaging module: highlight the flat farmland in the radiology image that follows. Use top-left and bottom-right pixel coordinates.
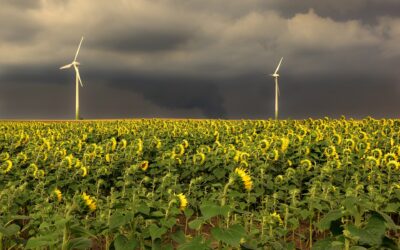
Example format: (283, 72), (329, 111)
(1, 119), (400, 249)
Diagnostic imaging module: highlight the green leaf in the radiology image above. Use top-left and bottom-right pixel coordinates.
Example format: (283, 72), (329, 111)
(171, 230), (186, 245)
(317, 210), (343, 231)
(383, 202), (400, 213)
(211, 224), (245, 247)
(188, 219), (204, 230)
(161, 217), (177, 229)
(25, 237), (58, 249)
(200, 202), (230, 220)
(381, 236), (399, 250)
(312, 238), (332, 250)
(178, 236), (210, 250)
(349, 247), (367, 250)
(346, 214), (386, 246)
(109, 212), (134, 230)
(113, 234), (138, 250)
(374, 211), (400, 230)
(67, 237), (92, 250)
(137, 204), (150, 215)
(312, 238), (342, 250)
(213, 168), (226, 179)
(0, 224), (20, 237)
(149, 224), (167, 240)
(55, 218), (69, 226)
(184, 208), (194, 218)
(70, 225), (97, 238)
(200, 203), (220, 220)
(150, 211), (165, 218)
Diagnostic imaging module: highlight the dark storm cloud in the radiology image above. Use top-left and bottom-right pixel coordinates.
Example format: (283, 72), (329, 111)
(0, 64), (70, 84)
(1, 0), (400, 119)
(0, 3), (42, 43)
(93, 26), (196, 53)
(279, 73), (400, 119)
(2, 0), (41, 9)
(265, 0), (400, 24)
(105, 75), (226, 118)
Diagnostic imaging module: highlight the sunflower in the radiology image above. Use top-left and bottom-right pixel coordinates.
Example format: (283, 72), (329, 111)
(182, 139), (189, 148)
(344, 139), (355, 150)
(300, 159), (312, 170)
(174, 144), (185, 156)
(54, 188), (62, 202)
(386, 160), (399, 170)
(270, 211), (283, 225)
(105, 154), (111, 163)
(80, 166), (87, 177)
(1, 160), (12, 174)
(280, 137), (290, 153)
(137, 139), (143, 153)
(332, 133), (342, 145)
(156, 139), (162, 149)
(140, 161), (149, 171)
(260, 139), (270, 150)
(82, 192), (96, 212)
(371, 149), (383, 161)
(235, 168), (253, 191)
(0, 152), (10, 161)
(383, 153), (397, 164)
(120, 139), (127, 149)
(324, 146), (337, 159)
(365, 156), (379, 168)
(193, 153), (206, 165)
(176, 193), (188, 211)
(111, 137), (117, 151)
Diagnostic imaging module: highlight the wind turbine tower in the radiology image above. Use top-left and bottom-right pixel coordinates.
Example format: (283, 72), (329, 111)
(271, 57), (283, 120)
(60, 37), (84, 120)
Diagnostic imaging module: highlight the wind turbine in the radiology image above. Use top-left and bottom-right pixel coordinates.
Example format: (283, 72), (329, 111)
(271, 57), (283, 120)
(60, 36), (84, 120)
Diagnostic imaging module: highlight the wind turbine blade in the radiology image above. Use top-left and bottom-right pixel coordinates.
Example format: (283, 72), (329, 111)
(73, 36), (84, 62)
(60, 63), (73, 70)
(74, 65), (83, 87)
(274, 57), (283, 74)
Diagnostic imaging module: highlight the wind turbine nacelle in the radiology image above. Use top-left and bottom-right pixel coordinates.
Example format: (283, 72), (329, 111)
(73, 61), (81, 66)
(271, 73), (279, 78)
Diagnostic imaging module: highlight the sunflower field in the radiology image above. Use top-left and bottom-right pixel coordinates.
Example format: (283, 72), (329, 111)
(1, 118), (400, 250)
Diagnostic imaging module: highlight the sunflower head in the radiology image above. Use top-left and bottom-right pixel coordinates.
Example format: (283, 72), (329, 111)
(111, 137), (117, 151)
(182, 139), (189, 148)
(120, 139), (127, 149)
(140, 161), (149, 171)
(80, 166), (87, 177)
(365, 156), (380, 168)
(386, 160), (399, 170)
(234, 167), (252, 191)
(371, 149), (383, 160)
(300, 159), (312, 170)
(1, 160), (12, 174)
(54, 188), (62, 202)
(176, 193), (188, 211)
(193, 153), (206, 165)
(81, 192), (96, 212)
(384, 153), (397, 164)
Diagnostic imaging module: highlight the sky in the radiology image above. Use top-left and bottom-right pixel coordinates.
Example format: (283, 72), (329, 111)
(0, 0), (400, 120)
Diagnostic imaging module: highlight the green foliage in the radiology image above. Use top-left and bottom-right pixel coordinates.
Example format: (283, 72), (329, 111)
(0, 118), (400, 249)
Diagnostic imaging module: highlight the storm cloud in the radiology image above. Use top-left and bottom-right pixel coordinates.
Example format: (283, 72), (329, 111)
(0, 0), (399, 119)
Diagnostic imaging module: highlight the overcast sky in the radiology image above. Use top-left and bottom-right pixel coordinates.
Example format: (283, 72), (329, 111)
(1, 0), (400, 119)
